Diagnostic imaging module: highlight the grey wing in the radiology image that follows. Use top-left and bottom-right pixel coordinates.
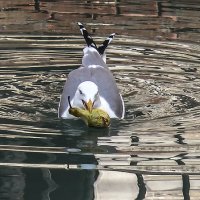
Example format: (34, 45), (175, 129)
(58, 66), (124, 119)
(58, 67), (91, 118)
(90, 67), (124, 118)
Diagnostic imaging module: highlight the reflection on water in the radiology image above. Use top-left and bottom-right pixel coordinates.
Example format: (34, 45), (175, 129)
(1, 0), (200, 199)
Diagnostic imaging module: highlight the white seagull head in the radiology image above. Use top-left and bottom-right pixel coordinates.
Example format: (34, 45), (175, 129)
(73, 81), (101, 112)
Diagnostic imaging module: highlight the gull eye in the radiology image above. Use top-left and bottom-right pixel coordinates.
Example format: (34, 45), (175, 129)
(79, 89), (83, 95)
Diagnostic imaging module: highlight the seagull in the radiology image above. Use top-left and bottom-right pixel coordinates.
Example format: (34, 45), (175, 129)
(58, 22), (125, 119)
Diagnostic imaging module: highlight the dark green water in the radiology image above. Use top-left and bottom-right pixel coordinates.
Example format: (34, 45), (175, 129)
(1, 0), (200, 199)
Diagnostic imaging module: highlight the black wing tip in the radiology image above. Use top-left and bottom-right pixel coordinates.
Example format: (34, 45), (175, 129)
(110, 33), (116, 37)
(97, 33), (116, 55)
(77, 22), (84, 28)
(106, 33), (116, 43)
(77, 22), (85, 35)
(77, 22), (97, 49)
(77, 22), (115, 53)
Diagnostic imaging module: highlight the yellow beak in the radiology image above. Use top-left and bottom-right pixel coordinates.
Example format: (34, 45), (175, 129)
(85, 99), (93, 113)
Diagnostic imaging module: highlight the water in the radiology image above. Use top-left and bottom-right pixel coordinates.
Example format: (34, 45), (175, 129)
(1, 0), (200, 199)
